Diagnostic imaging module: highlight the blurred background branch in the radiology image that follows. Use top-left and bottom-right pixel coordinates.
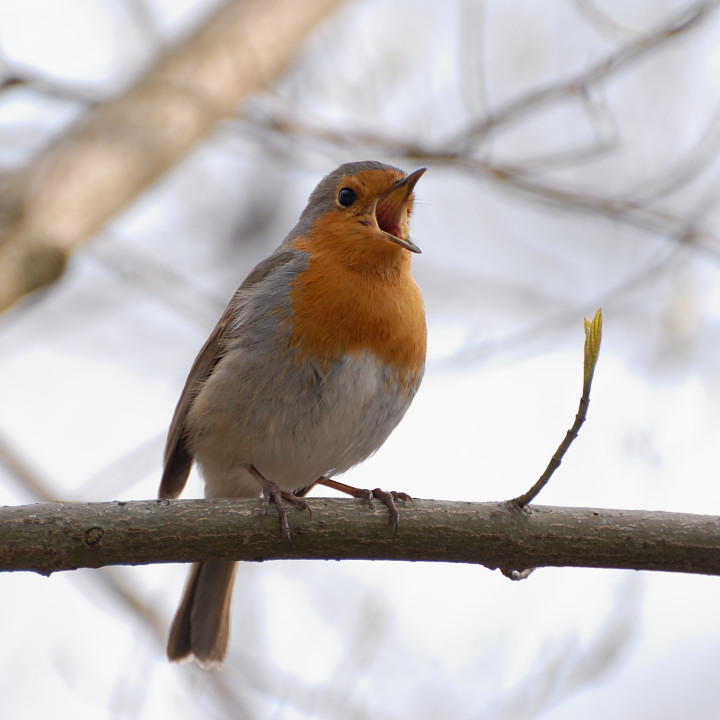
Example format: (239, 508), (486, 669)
(0, 0), (343, 312)
(242, 1), (720, 254)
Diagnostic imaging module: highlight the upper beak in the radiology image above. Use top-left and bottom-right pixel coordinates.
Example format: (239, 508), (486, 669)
(375, 167), (426, 253)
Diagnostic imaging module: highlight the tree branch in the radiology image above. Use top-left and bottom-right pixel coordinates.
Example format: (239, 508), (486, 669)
(2, 498), (718, 576)
(0, 0), (343, 312)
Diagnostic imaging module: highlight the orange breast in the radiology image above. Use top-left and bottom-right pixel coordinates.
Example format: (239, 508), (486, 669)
(286, 223), (426, 390)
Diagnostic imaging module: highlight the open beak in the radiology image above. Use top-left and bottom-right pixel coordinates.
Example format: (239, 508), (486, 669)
(374, 167), (426, 253)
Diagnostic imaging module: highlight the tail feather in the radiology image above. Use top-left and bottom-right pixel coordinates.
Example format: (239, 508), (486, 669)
(167, 560), (237, 668)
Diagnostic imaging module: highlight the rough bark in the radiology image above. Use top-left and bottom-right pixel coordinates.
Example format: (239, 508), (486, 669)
(1, 498), (718, 576)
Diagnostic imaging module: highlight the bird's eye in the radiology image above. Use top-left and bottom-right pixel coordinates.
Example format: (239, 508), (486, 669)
(337, 187), (357, 207)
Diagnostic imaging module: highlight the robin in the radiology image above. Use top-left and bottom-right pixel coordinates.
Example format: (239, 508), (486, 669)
(159, 160), (427, 667)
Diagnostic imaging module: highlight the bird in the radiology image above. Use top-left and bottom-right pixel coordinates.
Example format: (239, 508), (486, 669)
(159, 160), (427, 667)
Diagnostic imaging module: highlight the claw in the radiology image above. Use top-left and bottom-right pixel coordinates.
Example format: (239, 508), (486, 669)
(249, 466), (311, 546)
(369, 488), (406, 534)
(314, 477), (412, 534)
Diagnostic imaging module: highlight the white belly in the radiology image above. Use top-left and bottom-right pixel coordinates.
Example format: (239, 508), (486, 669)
(185, 349), (422, 499)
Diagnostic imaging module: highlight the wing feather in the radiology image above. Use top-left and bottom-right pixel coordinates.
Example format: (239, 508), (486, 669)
(158, 249), (297, 498)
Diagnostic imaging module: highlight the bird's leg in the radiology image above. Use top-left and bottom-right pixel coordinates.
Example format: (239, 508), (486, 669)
(249, 465), (311, 545)
(315, 477), (413, 534)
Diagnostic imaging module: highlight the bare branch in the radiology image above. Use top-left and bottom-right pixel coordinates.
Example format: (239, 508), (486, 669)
(2, 498), (719, 576)
(0, 0), (344, 312)
(454, 1), (719, 148)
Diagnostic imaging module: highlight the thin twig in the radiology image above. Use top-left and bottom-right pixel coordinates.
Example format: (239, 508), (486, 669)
(454, 1), (719, 148)
(513, 309), (603, 507)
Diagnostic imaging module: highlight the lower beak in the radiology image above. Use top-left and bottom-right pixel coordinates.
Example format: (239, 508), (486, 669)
(375, 167), (426, 253)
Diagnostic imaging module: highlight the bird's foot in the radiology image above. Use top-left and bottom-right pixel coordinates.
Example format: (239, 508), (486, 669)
(249, 466), (311, 546)
(315, 477), (413, 534)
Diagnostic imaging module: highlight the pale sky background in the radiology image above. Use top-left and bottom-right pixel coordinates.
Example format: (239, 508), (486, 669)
(1, 1), (720, 718)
